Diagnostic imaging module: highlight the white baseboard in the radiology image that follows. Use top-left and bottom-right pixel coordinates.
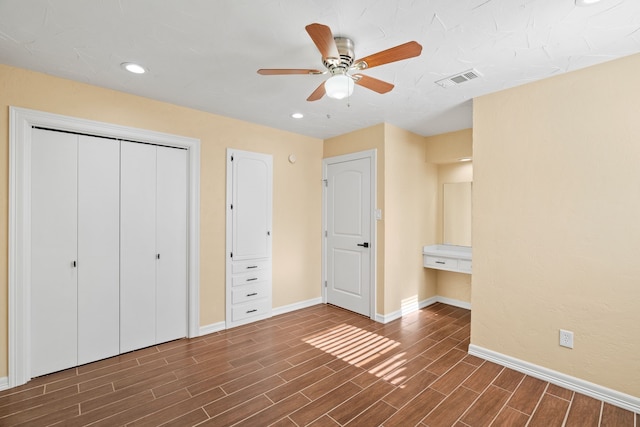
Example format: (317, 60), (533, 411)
(435, 296), (471, 310)
(199, 321), (226, 336)
(469, 344), (640, 414)
(0, 376), (8, 391)
(273, 297), (323, 317)
(375, 295), (469, 324)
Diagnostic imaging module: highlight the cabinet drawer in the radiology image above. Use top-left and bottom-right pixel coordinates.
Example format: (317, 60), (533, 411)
(232, 269), (270, 287)
(232, 260), (269, 274)
(232, 299), (271, 322)
(424, 256), (457, 270)
(232, 282), (270, 304)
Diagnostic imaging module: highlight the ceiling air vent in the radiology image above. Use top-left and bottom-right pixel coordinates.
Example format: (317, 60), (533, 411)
(435, 68), (482, 88)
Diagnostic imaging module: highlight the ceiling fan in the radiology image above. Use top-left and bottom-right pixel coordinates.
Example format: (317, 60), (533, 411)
(257, 23), (423, 101)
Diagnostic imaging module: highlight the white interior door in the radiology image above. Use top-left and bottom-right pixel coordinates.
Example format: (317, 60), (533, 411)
(156, 146), (188, 343)
(120, 141), (157, 353)
(31, 129), (78, 377)
(325, 156), (372, 317)
(77, 135), (120, 365)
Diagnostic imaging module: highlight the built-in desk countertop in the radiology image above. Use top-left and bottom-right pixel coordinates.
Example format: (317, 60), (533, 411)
(423, 244), (472, 274)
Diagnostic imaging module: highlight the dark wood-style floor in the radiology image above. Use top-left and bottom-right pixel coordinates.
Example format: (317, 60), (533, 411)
(0, 303), (637, 426)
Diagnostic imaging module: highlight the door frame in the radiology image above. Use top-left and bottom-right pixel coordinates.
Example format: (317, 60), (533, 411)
(8, 106), (201, 388)
(322, 150), (377, 320)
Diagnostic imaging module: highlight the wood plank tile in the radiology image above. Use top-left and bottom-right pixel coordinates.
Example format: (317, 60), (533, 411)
(383, 387), (446, 427)
(421, 386), (479, 426)
(492, 367), (524, 392)
(2, 304), (633, 427)
(204, 375), (285, 417)
(461, 385), (510, 426)
(565, 393), (602, 427)
(328, 380), (395, 425)
(301, 363), (364, 401)
(383, 369), (439, 409)
(232, 392), (311, 427)
(344, 399), (397, 426)
(430, 362), (477, 395)
(507, 375), (547, 415)
(462, 360), (503, 393)
(159, 408), (209, 427)
(528, 393), (570, 427)
(290, 381), (362, 426)
(425, 348), (468, 376)
(491, 406), (530, 427)
(601, 402), (635, 426)
(201, 394), (274, 427)
(546, 383), (573, 401)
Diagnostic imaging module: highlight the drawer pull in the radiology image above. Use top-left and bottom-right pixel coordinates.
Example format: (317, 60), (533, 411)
(435, 261), (446, 264)
(246, 277), (258, 282)
(246, 265), (258, 269)
(246, 292), (258, 297)
(246, 309), (258, 313)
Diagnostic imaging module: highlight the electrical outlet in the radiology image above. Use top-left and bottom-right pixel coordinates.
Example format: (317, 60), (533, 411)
(559, 329), (574, 349)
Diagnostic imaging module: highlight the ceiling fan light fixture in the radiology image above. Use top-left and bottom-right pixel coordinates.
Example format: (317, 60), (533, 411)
(325, 74), (354, 100)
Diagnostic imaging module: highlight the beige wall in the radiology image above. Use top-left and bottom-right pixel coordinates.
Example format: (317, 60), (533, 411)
(0, 64), (323, 378)
(384, 124), (438, 314)
(473, 53), (640, 397)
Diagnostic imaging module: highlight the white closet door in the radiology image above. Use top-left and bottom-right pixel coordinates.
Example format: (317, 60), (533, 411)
(77, 135), (120, 365)
(232, 153), (273, 260)
(120, 141), (157, 353)
(31, 129), (78, 377)
(155, 146), (188, 343)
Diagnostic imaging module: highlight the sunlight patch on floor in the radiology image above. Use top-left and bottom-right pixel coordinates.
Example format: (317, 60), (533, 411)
(303, 324), (408, 384)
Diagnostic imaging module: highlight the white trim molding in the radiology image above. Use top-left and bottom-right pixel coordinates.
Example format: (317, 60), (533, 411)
(273, 297), (323, 317)
(0, 377), (8, 391)
(9, 106), (201, 388)
(469, 344), (640, 414)
(199, 322), (226, 337)
(374, 296), (469, 324)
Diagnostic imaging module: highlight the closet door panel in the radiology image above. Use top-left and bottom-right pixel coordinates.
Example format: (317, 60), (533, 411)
(120, 141), (157, 353)
(31, 129), (78, 377)
(156, 147), (188, 343)
(77, 136), (120, 365)
(232, 154), (272, 261)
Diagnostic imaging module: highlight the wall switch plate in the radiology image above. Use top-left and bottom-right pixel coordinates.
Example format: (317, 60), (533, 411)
(559, 329), (574, 349)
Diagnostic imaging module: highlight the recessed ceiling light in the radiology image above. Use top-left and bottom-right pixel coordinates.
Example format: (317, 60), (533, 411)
(291, 113), (304, 119)
(575, 0), (601, 6)
(121, 62), (146, 74)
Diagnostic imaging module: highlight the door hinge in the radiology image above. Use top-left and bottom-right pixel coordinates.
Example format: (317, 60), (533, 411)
(231, 155), (234, 161)
(230, 203), (233, 210)
(322, 179), (328, 187)
(230, 252), (233, 258)
(324, 280), (327, 287)
(324, 230), (327, 237)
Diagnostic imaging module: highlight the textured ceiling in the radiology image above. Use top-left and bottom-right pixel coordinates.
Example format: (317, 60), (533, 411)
(1, 0), (639, 139)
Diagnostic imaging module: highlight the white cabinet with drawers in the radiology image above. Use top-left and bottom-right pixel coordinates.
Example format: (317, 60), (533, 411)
(226, 149), (273, 328)
(423, 245), (472, 274)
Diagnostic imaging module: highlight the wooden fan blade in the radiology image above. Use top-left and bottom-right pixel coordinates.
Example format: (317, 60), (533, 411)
(257, 69), (322, 75)
(305, 23), (339, 60)
(354, 74), (394, 94)
(355, 41), (422, 70)
(307, 82), (326, 101)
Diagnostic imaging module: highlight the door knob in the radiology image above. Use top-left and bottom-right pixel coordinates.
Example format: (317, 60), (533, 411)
(357, 242), (369, 248)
